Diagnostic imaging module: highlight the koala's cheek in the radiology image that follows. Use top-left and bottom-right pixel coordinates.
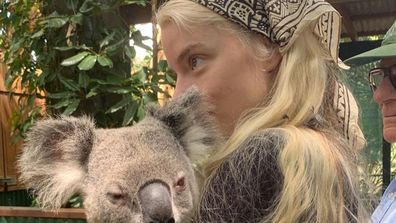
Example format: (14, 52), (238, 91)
(171, 189), (194, 223)
(131, 213), (144, 223)
(84, 198), (108, 222)
(83, 196), (96, 220)
(85, 195), (137, 223)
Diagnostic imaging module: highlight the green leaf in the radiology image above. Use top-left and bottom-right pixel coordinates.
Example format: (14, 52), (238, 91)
(100, 32), (115, 49)
(47, 91), (75, 99)
(158, 60), (168, 72)
(143, 92), (157, 103)
(133, 69), (147, 83)
(78, 55), (97, 70)
(97, 55), (113, 68)
(61, 51), (89, 66)
(131, 30), (152, 51)
(136, 102), (146, 121)
(45, 17), (68, 28)
(79, 0), (94, 13)
(59, 76), (80, 91)
(55, 44), (91, 51)
(52, 99), (71, 109)
(122, 101), (139, 126)
(86, 86), (100, 98)
(90, 74), (127, 86)
(21, 121), (33, 135)
(105, 39), (126, 55)
(9, 39), (24, 54)
(79, 73), (90, 88)
(106, 97), (131, 114)
(124, 45), (136, 59)
(27, 95), (37, 107)
(106, 86), (132, 94)
(90, 78), (107, 85)
(62, 99), (80, 116)
(106, 73), (126, 85)
(151, 73), (160, 83)
(68, 194), (83, 207)
(123, 0), (147, 6)
(70, 13), (83, 25)
(165, 73), (176, 85)
(31, 30), (44, 39)
(65, 0), (80, 11)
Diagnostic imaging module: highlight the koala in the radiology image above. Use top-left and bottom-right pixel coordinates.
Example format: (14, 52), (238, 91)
(17, 88), (220, 223)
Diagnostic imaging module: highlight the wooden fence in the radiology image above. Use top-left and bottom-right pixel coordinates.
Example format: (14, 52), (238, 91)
(0, 206), (86, 222)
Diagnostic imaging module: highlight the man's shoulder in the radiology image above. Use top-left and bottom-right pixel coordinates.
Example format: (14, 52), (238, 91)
(371, 178), (396, 223)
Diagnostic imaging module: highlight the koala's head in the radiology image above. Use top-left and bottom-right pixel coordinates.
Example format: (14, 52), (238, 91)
(17, 88), (220, 223)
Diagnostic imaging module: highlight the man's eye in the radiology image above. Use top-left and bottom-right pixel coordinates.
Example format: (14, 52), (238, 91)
(190, 57), (203, 70)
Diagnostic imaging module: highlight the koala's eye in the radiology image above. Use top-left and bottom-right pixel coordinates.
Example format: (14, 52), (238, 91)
(174, 176), (186, 193)
(106, 184), (128, 205)
(108, 192), (124, 200)
(106, 191), (127, 205)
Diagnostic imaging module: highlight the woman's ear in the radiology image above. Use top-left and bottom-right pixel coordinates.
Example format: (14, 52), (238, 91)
(263, 50), (282, 74)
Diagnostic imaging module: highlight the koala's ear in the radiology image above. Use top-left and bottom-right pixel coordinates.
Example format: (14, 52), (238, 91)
(146, 87), (221, 163)
(17, 116), (95, 209)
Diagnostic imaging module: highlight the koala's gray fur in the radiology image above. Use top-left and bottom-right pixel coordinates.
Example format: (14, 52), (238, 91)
(17, 88), (221, 223)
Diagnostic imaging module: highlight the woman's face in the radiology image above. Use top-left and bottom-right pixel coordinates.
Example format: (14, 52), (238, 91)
(373, 57), (396, 143)
(161, 22), (278, 136)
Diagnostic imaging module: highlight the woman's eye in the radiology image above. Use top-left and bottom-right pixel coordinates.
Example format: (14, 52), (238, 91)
(190, 57), (203, 70)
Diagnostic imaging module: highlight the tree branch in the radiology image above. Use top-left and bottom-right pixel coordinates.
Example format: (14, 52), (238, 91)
(0, 90), (46, 99)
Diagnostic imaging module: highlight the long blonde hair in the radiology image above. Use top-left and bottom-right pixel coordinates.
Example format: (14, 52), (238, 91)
(157, 1), (370, 222)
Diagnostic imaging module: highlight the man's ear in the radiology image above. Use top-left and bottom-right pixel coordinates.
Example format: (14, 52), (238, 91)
(17, 116), (95, 209)
(146, 87), (222, 164)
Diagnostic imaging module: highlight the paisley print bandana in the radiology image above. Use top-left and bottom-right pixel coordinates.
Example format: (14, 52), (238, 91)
(193, 0), (341, 64)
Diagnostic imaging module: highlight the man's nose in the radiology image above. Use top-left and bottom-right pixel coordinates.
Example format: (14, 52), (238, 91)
(374, 77), (395, 104)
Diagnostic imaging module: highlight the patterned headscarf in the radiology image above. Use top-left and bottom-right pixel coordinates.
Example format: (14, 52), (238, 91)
(334, 82), (366, 150)
(193, 0), (341, 63)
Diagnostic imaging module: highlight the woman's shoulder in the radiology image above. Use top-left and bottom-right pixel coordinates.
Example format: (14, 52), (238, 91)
(232, 128), (285, 158)
(226, 128), (285, 177)
(197, 129), (284, 222)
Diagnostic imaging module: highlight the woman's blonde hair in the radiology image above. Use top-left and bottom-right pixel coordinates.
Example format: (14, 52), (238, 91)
(157, 1), (371, 222)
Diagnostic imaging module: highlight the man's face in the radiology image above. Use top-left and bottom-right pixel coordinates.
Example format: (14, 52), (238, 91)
(161, 22), (277, 136)
(373, 57), (396, 143)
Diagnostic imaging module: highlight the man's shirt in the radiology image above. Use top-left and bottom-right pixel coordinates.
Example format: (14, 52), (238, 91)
(372, 178), (396, 223)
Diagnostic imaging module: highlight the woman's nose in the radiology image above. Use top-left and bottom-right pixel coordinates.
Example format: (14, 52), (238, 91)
(173, 76), (190, 98)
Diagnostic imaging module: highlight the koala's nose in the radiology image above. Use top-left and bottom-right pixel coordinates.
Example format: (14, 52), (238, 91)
(138, 182), (175, 223)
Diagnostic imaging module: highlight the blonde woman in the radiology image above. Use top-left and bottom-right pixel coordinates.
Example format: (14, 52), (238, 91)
(157, 0), (370, 222)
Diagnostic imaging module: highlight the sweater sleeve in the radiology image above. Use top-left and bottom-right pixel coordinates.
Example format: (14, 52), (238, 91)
(196, 130), (284, 223)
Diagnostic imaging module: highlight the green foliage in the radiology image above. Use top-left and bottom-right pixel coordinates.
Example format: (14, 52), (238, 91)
(1, 0), (176, 208)
(0, 0), (175, 140)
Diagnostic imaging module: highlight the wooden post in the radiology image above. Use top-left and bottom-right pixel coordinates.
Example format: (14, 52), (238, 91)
(0, 206), (86, 219)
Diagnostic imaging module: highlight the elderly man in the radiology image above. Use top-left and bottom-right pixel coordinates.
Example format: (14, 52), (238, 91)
(345, 20), (396, 223)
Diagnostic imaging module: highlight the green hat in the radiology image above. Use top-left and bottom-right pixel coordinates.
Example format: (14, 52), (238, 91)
(345, 20), (396, 66)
